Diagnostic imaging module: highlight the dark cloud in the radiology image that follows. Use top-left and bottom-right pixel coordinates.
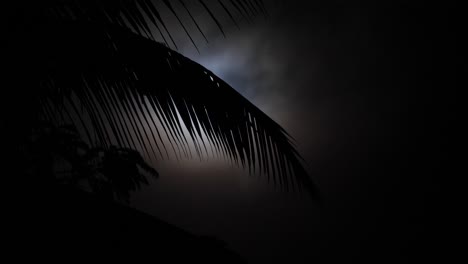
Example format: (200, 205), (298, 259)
(132, 1), (436, 262)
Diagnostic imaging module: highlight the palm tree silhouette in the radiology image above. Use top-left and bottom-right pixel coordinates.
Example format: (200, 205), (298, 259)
(5, 0), (317, 199)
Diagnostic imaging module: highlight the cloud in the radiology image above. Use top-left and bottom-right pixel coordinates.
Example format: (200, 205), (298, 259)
(135, 2), (418, 262)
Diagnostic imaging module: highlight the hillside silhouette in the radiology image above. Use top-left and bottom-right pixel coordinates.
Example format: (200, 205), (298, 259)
(10, 181), (246, 262)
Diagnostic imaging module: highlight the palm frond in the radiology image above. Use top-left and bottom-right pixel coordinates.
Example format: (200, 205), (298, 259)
(31, 20), (317, 197)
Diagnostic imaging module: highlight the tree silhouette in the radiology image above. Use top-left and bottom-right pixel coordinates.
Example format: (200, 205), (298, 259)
(5, 0), (317, 199)
(23, 122), (158, 202)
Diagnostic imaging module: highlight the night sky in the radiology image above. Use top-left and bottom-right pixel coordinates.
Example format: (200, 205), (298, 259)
(127, 1), (438, 262)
